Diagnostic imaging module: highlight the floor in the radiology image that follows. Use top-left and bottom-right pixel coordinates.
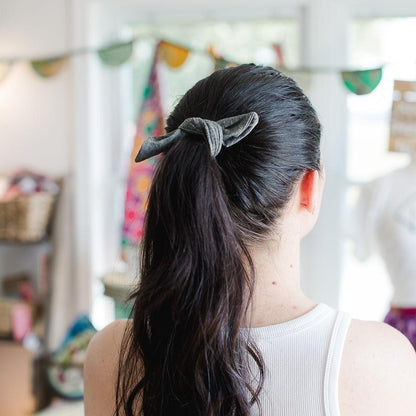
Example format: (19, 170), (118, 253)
(34, 401), (84, 416)
(0, 341), (35, 416)
(0, 341), (84, 416)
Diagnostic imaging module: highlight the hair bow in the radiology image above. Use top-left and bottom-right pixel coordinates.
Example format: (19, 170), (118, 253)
(135, 112), (259, 162)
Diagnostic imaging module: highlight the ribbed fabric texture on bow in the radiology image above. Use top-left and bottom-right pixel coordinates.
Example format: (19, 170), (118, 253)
(134, 111), (259, 162)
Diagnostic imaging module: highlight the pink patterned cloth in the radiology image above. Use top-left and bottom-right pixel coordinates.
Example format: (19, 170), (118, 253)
(384, 307), (416, 350)
(122, 44), (165, 246)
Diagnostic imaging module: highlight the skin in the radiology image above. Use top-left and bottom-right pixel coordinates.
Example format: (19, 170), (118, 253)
(84, 167), (416, 416)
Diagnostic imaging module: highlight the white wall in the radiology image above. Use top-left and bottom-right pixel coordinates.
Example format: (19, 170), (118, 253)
(0, 0), (71, 174)
(4, 0), (416, 346)
(0, 0), (76, 348)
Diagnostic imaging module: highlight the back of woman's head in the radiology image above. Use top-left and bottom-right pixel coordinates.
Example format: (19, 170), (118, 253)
(116, 64), (321, 416)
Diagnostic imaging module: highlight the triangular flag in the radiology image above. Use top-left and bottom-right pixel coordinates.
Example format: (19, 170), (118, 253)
(341, 68), (383, 95)
(97, 40), (133, 67)
(121, 45), (165, 246)
(31, 56), (68, 78)
(207, 45), (236, 71)
(158, 40), (190, 69)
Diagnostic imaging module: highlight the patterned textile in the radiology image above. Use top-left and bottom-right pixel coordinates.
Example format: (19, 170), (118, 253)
(384, 307), (416, 349)
(122, 44), (165, 246)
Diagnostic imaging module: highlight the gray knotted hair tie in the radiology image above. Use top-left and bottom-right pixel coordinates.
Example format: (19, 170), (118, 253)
(135, 112), (259, 162)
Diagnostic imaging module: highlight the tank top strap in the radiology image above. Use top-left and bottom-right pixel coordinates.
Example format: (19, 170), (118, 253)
(324, 310), (352, 416)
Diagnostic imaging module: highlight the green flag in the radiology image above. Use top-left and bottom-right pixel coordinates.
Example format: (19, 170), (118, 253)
(97, 40), (133, 67)
(342, 68), (383, 95)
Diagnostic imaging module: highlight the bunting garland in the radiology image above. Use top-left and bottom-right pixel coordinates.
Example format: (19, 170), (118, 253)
(121, 43), (165, 246)
(0, 35), (405, 95)
(31, 56), (69, 78)
(341, 67), (383, 95)
(97, 40), (134, 67)
(208, 45), (237, 71)
(158, 40), (190, 68)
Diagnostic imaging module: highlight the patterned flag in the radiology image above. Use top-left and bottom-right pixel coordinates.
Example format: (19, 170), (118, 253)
(341, 67), (383, 95)
(122, 44), (165, 246)
(31, 56), (68, 78)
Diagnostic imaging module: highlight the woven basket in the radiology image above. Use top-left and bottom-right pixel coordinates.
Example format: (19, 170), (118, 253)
(0, 192), (56, 242)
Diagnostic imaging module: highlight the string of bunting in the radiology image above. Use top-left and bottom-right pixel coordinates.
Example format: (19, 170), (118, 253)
(0, 36), (387, 95)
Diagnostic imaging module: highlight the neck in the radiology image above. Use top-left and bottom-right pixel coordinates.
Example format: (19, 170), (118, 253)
(246, 233), (316, 327)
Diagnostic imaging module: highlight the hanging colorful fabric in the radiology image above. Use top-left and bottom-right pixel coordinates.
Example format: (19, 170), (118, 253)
(0, 61), (11, 83)
(97, 40), (133, 67)
(31, 56), (68, 78)
(158, 40), (190, 68)
(122, 45), (165, 246)
(341, 67), (383, 95)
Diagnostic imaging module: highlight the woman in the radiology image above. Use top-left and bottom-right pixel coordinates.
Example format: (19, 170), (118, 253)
(84, 64), (416, 415)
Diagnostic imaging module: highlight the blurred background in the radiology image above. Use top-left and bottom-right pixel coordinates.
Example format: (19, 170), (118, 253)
(1, 0), (416, 414)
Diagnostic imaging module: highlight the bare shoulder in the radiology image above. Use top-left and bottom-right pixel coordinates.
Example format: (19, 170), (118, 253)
(84, 319), (131, 416)
(86, 319), (129, 359)
(339, 318), (416, 416)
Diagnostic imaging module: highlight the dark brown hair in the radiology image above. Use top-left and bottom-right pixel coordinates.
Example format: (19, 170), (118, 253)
(116, 64), (321, 415)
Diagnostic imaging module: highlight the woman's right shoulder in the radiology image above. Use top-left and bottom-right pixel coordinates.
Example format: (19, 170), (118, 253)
(84, 319), (132, 416)
(86, 319), (131, 362)
(339, 318), (416, 416)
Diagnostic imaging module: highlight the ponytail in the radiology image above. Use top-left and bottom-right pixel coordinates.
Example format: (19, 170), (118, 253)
(116, 133), (264, 415)
(116, 63), (322, 416)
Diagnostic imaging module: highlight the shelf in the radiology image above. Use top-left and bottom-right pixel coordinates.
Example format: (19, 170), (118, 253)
(0, 238), (51, 247)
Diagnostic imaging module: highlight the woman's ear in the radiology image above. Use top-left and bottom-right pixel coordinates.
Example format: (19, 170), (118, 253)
(299, 170), (320, 213)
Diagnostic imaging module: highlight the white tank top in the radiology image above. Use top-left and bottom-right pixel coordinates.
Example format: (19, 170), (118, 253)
(245, 303), (351, 416)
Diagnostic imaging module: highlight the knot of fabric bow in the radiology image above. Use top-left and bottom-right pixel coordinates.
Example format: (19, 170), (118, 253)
(135, 111), (259, 162)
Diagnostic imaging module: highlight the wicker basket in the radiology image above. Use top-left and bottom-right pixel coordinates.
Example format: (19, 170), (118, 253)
(0, 192), (56, 242)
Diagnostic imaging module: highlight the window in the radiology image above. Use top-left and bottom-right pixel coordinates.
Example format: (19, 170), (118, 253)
(93, 18), (300, 327)
(341, 17), (416, 320)
(131, 19), (299, 116)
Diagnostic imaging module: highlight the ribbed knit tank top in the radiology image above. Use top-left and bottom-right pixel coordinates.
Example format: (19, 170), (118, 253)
(244, 303), (351, 416)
